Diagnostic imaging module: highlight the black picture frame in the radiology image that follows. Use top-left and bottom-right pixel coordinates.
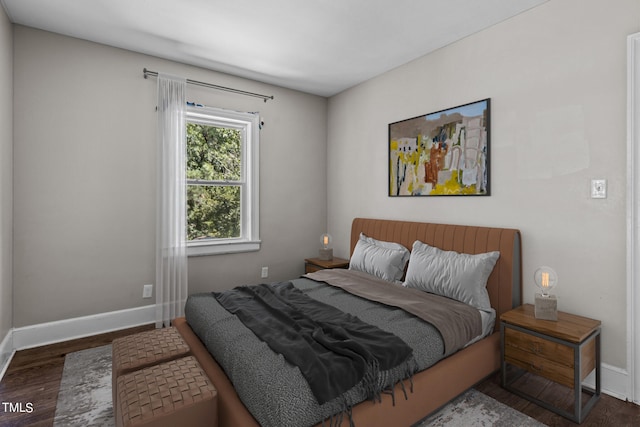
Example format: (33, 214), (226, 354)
(389, 98), (490, 197)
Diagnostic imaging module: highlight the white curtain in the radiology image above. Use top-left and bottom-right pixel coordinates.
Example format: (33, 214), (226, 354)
(155, 73), (187, 328)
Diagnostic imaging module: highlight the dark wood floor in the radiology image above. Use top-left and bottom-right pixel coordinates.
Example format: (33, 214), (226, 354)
(476, 371), (640, 427)
(0, 325), (638, 426)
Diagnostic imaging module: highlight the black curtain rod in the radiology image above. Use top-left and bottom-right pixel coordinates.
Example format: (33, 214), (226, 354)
(143, 68), (274, 103)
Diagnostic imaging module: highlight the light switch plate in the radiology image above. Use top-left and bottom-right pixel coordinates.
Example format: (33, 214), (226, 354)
(591, 179), (607, 198)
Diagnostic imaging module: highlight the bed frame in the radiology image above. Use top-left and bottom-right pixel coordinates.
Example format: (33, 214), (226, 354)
(173, 217), (522, 427)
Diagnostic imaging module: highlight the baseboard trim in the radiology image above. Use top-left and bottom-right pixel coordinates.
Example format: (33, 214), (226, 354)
(12, 304), (156, 351)
(0, 329), (15, 382)
(584, 362), (631, 402)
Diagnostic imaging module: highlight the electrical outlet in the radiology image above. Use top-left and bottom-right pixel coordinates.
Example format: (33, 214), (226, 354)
(591, 179), (607, 198)
(143, 284), (153, 298)
(261, 266), (269, 278)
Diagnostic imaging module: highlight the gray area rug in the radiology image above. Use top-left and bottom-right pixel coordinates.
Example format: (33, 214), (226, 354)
(54, 344), (545, 427)
(418, 388), (546, 426)
(54, 344), (114, 427)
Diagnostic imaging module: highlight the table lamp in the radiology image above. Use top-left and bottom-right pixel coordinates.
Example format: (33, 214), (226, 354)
(534, 266), (558, 320)
(319, 233), (333, 260)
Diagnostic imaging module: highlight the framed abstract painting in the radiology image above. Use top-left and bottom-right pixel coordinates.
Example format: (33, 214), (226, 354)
(389, 98), (490, 197)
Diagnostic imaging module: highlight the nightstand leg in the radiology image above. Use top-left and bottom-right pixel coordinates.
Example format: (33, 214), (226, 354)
(574, 339), (581, 422)
(575, 330), (601, 423)
(596, 332), (601, 397)
(500, 322), (506, 387)
(577, 331), (601, 423)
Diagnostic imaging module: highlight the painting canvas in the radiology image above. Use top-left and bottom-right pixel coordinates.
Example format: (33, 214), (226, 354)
(389, 99), (490, 196)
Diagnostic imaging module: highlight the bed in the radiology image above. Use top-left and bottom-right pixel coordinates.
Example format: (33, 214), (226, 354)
(173, 217), (522, 427)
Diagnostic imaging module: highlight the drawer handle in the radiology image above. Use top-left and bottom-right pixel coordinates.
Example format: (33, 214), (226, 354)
(530, 362), (543, 372)
(530, 343), (542, 354)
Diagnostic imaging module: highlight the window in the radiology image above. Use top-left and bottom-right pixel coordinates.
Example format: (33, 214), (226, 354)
(185, 106), (260, 256)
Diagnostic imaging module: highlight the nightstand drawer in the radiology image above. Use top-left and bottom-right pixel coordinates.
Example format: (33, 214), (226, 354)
(504, 344), (574, 388)
(504, 327), (597, 386)
(305, 263), (323, 273)
(504, 328), (574, 367)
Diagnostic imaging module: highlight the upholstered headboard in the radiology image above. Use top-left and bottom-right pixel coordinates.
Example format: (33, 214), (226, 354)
(350, 218), (522, 331)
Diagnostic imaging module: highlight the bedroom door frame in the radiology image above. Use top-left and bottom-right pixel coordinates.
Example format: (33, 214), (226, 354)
(626, 31), (640, 405)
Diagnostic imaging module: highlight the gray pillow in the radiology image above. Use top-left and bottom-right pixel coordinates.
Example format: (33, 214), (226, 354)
(348, 233), (410, 283)
(403, 240), (499, 311)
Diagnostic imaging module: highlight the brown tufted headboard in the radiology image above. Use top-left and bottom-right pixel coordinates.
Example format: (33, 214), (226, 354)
(350, 218), (522, 331)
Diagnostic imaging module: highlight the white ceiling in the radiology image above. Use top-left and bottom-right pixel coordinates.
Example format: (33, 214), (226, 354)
(1, 0), (547, 97)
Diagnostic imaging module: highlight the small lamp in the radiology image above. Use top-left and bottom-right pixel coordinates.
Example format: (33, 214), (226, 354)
(534, 266), (558, 321)
(319, 233), (333, 261)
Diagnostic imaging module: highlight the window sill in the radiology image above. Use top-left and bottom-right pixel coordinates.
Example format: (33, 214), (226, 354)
(187, 240), (261, 257)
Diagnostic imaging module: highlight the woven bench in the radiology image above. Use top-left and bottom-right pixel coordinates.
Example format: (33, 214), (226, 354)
(112, 327), (191, 415)
(116, 356), (217, 427)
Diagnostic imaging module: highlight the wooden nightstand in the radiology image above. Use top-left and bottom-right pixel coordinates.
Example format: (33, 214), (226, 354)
(500, 304), (601, 423)
(304, 257), (349, 273)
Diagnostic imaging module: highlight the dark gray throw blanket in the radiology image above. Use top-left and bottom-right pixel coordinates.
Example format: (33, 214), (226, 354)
(214, 282), (414, 409)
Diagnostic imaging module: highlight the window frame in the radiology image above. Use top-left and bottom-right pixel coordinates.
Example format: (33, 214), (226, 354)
(185, 105), (260, 256)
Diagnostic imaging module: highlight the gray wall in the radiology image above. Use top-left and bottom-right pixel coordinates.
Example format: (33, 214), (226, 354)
(327, 0), (639, 369)
(0, 6), (13, 352)
(12, 26), (327, 327)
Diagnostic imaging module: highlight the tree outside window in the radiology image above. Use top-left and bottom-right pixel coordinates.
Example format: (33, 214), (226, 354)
(187, 123), (241, 240)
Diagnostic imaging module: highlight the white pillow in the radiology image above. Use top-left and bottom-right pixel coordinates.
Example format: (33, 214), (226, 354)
(403, 240), (499, 311)
(349, 233), (410, 283)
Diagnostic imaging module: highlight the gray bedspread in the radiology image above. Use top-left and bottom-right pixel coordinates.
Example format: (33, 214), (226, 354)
(304, 269), (482, 356)
(185, 275), (479, 427)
